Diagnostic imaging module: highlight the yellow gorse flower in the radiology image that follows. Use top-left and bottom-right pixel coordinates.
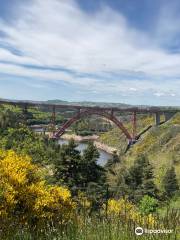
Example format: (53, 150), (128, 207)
(107, 198), (156, 227)
(0, 150), (75, 226)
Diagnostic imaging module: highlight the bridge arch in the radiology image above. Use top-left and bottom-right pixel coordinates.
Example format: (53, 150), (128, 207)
(53, 109), (133, 142)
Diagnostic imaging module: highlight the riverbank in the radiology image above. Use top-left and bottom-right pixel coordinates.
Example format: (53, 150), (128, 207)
(94, 141), (117, 155)
(36, 130), (117, 155)
(61, 133), (99, 141)
(61, 134), (117, 154)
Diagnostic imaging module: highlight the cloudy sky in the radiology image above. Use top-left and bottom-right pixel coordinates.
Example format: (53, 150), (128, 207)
(0, 0), (180, 105)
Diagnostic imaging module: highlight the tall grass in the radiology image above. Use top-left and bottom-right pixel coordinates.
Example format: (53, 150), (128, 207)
(1, 207), (179, 240)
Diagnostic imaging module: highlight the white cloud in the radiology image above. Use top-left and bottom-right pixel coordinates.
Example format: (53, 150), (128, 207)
(0, 0), (180, 100)
(154, 92), (165, 97)
(154, 91), (177, 98)
(0, 62), (98, 86)
(129, 87), (137, 92)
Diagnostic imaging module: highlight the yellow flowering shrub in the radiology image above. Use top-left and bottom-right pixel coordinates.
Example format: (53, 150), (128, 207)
(107, 198), (134, 216)
(107, 198), (156, 227)
(0, 150), (75, 227)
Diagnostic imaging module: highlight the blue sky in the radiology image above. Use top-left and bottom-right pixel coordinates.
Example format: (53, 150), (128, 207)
(0, 0), (180, 106)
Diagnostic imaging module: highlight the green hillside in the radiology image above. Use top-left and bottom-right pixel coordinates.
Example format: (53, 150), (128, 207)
(102, 113), (180, 190)
(126, 113), (180, 189)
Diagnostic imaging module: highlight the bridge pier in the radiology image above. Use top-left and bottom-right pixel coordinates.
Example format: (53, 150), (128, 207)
(132, 111), (137, 139)
(50, 106), (56, 133)
(155, 112), (161, 126)
(128, 138), (137, 145)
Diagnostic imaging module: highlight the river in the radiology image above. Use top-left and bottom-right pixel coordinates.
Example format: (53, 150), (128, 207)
(32, 127), (112, 166)
(58, 139), (112, 166)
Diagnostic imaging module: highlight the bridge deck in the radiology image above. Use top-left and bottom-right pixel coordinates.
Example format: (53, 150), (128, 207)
(0, 100), (179, 113)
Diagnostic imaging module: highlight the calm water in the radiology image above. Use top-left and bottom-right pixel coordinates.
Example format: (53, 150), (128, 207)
(58, 139), (112, 166)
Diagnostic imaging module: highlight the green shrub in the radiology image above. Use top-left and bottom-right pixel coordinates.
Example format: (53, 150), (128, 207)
(139, 195), (158, 215)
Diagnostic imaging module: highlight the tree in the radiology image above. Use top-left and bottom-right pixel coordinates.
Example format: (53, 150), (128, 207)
(163, 167), (179, 198)
(124, 155), (157, 202)
(81, 142), (106, 211)
(55, 140), (106, 189)
(0, 126), (57, 165)
(54, 140), (106, 211)
(81, 141), (105, 188)
(0, 108), (21, 131)
(54, 139), (82, 189)
(141, 156), (157, 197)
(105, 151), (120, 169)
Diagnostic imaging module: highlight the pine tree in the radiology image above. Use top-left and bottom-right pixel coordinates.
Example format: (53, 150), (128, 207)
(54, 140), (106, 194)
(105, 151), (120, 169)
(163, 167), (179, 198)
(54, 139), (82, 188)
(141, 156), (157, 197)
(81, 141), (105, 188)
(81, 141), (106, 211)
(124, 155), (157, 202)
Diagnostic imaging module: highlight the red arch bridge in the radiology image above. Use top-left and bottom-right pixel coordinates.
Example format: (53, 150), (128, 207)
(0, 100), (178, 146)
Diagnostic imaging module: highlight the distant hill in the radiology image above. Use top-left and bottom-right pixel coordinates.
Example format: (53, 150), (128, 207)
(1, 98), (180, 110)
(46, 99), (69, 104)
(46, 99), (131, 108)
(46, 99), (178, 109)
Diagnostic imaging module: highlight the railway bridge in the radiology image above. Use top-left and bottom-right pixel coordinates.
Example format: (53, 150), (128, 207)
(0, 100), (178, 145)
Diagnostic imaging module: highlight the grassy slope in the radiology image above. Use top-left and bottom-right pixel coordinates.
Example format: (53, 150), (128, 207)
(127, 113), (180, 189)
(100, 113), (180, 189)
(99, 114), (155, 154)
